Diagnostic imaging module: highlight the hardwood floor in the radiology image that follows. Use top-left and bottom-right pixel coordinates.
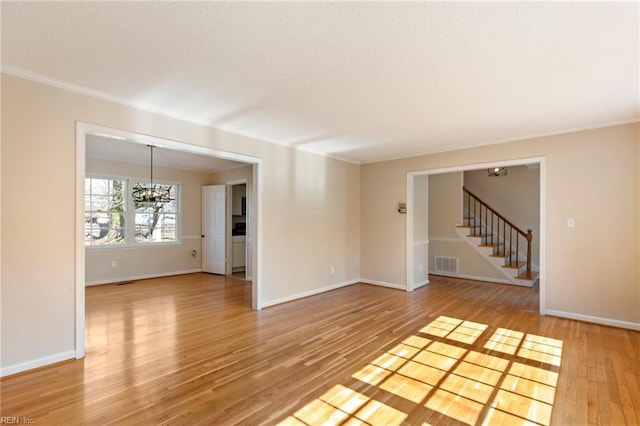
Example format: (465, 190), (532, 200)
(1, 274), (639, 425)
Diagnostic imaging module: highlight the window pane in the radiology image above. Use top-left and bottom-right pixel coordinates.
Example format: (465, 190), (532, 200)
(90, 195), (110, 211)
(85, 178), (126, 246)
(111, 180), (125, 211)
(162, 187), (178, 213)
(90, 179), (110, 195)
(160, 214), (176, 240)
(84, 212), (125, 246)
(135, 207), (177, 243)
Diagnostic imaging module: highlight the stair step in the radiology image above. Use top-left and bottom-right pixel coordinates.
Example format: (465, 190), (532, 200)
(516, 271), (539, 281)
(479, 243), (500, 248)
(490, 252), (512, 258)
(503, 260), (525, 269)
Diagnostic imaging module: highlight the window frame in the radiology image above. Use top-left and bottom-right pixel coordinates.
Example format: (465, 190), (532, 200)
(85, 174), (182, 249)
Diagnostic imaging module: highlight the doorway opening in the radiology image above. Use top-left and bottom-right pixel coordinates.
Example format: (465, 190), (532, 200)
(75, 122), (264, 359)
(406, 157), (546, 314)
(227, 181), (249, 280)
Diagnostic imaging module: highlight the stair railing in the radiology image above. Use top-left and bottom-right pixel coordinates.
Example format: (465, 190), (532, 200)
(463, 186), (533, 278)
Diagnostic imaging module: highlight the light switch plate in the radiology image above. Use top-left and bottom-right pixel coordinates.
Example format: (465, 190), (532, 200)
(568, 218), (575, 228)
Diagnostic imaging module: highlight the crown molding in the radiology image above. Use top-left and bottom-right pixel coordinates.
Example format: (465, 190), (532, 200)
(3, 64), (635, 167)
(0, 64), (360, 165)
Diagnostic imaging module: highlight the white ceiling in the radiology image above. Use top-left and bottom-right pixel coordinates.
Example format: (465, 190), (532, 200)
(2, 2), (638, 164)
(86, 134), (246, 173)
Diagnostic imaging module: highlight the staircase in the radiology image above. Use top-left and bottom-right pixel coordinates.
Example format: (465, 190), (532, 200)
(455, 187), (539, 287)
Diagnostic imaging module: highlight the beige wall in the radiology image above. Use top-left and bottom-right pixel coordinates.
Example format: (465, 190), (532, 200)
(429, 172), (463, 239)
(1, 74), (361, 372)
(360, 160), (408, 285)
(85, 157), (217, 284)
(428, 172), (505, 282)
(361, 123), (640, 325)
(210, 164), (253, 184)
(464, 165), (540, 266)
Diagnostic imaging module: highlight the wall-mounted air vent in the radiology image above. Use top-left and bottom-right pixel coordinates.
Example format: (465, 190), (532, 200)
(435, 256), (459, 274)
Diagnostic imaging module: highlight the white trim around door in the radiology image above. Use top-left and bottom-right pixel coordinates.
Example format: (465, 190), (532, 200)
(76, 122), (264, 360)
(406, 156), (547, 315)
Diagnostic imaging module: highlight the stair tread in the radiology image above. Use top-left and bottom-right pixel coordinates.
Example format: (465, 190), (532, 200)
(503, 261), (526, 269)
(516, 271), (539, 281)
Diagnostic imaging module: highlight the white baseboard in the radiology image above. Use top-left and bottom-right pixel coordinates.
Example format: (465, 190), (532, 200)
(262, 279), (361, 308)
(412, 280), (429, 289)
(1, 350), (75, 377)
(359, 279), (406, 290)
(86, 269), (203, 286)
(545, 309), (640, 331)
(428, 271), (512, 285)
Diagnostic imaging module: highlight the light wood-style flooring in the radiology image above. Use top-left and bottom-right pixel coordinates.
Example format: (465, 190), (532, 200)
(1, 274), (639, 425)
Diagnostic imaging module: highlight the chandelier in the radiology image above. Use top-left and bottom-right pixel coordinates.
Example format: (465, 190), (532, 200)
(132, 145), (173, 203)
(487, 167), (507, 177)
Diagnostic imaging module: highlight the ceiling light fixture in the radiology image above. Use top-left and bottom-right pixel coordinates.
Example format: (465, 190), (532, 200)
(488, 167), (507, 177)
(132, 145), (173, 203)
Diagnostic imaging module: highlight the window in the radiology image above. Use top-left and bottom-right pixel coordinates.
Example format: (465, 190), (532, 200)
(85, 176), (180, 247)
(85, 178), (126, 246)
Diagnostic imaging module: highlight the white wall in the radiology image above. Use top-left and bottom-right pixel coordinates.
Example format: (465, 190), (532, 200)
(85, 157), (216, 285)
(361, 123), (640, 327)
(1, 74), (361, 374)
(411, 174), (429, 286)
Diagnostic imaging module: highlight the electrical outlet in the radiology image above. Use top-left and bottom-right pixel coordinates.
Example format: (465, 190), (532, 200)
(111, 260), (117, 268)
(419, 264), (423, 272)
(330, 266), (335, 274)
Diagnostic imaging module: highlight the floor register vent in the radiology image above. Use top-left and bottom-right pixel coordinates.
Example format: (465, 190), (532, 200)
(435, 256), (459, 274)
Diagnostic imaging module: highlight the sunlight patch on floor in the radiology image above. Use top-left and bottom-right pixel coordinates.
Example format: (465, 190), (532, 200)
(282, 384), (407, 426)
(279, 315), (562, 426)
(420, 316), (488, 345)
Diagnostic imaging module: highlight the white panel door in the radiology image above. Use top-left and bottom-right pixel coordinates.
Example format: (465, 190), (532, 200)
(202, 185), (226, 274)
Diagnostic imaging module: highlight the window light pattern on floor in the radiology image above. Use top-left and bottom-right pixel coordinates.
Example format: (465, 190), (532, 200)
(279, 315), (562, 426)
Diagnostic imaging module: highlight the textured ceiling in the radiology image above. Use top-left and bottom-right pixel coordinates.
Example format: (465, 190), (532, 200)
(2, 2), (638, 164)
